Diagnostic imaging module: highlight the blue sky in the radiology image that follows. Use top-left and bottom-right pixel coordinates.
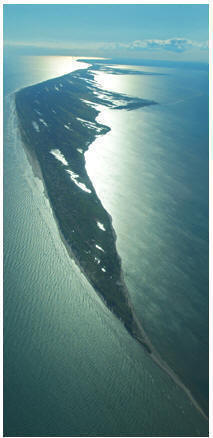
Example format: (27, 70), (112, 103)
(4, 4), (209, 62)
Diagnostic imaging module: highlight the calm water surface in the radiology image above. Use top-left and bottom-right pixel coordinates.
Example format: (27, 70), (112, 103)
(4, 55), (208, 436)
(86, 63), (209, 412)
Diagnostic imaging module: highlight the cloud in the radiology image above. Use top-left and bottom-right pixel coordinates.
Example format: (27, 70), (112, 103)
(4, 37), (208, 54)
(99, 38), (208, 53)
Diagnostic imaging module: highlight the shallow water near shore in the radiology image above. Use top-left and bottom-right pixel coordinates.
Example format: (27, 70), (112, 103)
(4, 55), (208, 436)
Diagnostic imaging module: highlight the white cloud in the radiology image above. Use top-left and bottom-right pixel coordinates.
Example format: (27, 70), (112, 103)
(4, 37), (208, 54)
(100, 38), (208, 53)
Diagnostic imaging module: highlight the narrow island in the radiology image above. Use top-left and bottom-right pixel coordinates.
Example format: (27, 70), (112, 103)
(15, 65), (156, 352)
(15, 63), (208, 421)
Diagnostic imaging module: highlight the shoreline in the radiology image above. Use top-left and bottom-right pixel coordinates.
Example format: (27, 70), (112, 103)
(14, 65), (208, 422)
(17, 115), (209, 422)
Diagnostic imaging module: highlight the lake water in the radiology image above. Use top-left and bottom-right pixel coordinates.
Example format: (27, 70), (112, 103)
(4, 55), (209, 436)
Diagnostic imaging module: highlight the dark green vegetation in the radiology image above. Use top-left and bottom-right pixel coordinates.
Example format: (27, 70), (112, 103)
(15, 65), (156, 350)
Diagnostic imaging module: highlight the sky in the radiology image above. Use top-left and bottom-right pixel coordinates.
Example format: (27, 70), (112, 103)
(3, 4), (209, 62)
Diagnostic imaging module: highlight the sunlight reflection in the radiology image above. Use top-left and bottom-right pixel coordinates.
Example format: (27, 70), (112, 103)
(93, 71), (120, 94)
(85, 106), (120, 203)
(21, 56), (90, 82)
(93, 68), (161, 102)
